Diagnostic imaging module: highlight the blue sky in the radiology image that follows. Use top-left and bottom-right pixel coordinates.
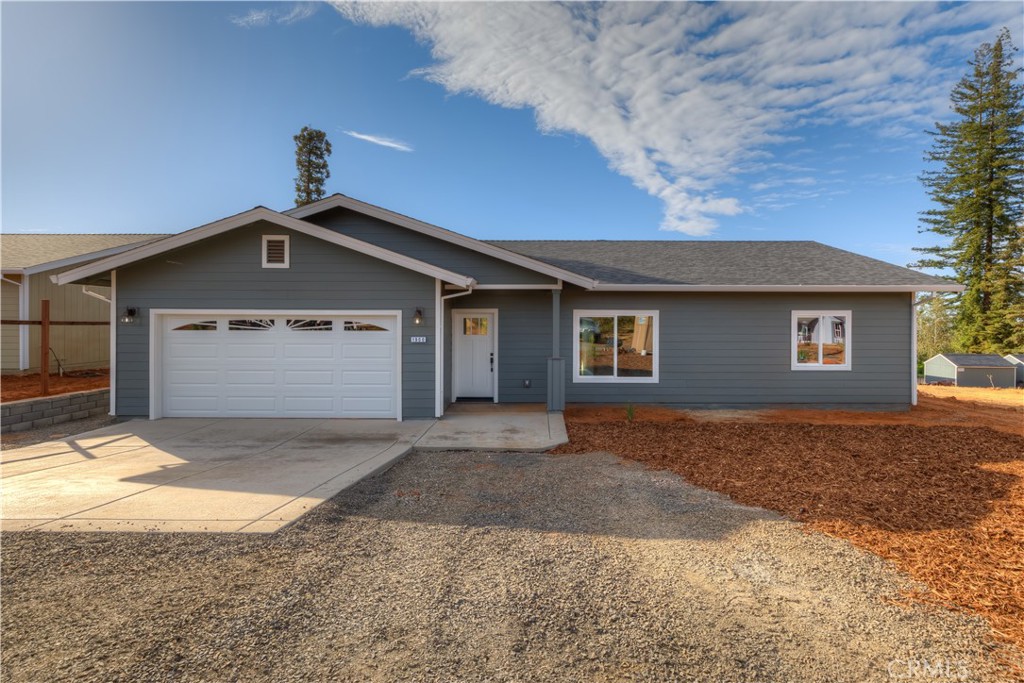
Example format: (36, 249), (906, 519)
(2, 2), (1021, 269)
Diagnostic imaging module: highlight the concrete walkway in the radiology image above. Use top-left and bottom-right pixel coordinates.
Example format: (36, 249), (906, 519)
(416, 403), (568, 452)
(1, 419), (431, 533)
(1, 408), (567, 534)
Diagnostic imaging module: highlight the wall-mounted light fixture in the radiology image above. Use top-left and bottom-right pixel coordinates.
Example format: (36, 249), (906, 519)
(413, 308), (424, 326)
(120, 307), (138, 324)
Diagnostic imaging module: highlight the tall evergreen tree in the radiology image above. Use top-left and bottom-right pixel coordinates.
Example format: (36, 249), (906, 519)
(913, 28), (1024, 353)
(293, 126), (332, 206)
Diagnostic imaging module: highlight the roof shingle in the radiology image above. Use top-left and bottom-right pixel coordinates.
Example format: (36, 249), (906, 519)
(0, 234), (166, 271)
(489, 240), (955, 287)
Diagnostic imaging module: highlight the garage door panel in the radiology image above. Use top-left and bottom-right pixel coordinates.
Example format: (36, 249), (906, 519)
(342, 344), (393, 360)
(284, 370), (336, 385)
(283, 396), (337, 413)
(223, 369), (277, 385)
(161, 314), (398, 418)
(224, 396), (278, 412)
(283, 344), (336, 360)
(166, 369), (219, 385)
(166, 396), (220, 413)
(168, 342), (219, 359)
(228, 344), (277, 359)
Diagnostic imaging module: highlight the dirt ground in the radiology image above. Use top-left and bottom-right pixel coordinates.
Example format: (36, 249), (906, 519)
(570, 385), (1023, 437)
(556, 389), (1024, 675)
(1, 370), (109, 403)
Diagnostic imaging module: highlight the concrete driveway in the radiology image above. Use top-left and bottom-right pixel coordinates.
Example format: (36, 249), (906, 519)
(1, 418), (432, 533)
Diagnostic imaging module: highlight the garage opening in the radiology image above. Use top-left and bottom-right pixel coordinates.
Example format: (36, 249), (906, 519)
(156, 313), (399, 418)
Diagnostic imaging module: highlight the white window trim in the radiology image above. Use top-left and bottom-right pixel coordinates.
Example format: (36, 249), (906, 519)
(791, 310), (852, 371)
(261, 235), (290, 269)
(572, 310), (659, 384)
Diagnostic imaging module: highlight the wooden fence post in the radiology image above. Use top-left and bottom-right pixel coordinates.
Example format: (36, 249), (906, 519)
(40, 299), (50, 396)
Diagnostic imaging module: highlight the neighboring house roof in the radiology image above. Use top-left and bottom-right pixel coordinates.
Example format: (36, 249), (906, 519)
(54, 207), (477, 288)
(1, 234), (166, 274)
(491, 240), (961, 292)
(933, 354), (1016, 368)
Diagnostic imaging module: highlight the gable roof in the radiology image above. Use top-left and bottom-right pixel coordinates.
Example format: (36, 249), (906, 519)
(0, 234), (166, 274)
(1002, 353), (1024, 363)
(53, 207), (477, 288)
(491, 240), (961, 292)
(285, 194), (596, 288)
(934, 354), (1015, 368)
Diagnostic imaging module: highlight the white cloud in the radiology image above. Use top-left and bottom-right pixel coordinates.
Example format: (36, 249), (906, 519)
(343, 130), (414, 153)
(230, 3), (318, 29)
(332, 2), (1020, 236)
(230, 9), (272, 29)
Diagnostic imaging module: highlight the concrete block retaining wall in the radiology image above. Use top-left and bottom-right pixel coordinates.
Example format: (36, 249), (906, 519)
(1, 389), (110, 434)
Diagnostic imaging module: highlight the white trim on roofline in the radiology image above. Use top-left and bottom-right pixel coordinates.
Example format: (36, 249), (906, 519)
(284, 194), (597, 289)
(52, 207), (478, 289)
(589, 284), (965, 293)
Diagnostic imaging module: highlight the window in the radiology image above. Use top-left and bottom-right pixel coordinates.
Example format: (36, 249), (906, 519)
(792, 311), (851, 370)
(287, 319), (332, 331)
(463, 317), (489, 335)
(344, 320), (389, 332)
(172, 321), (217, 331)
(573, 311), (658, 383)
(262, 235), (289, 268)
(228, 319), (274, 331)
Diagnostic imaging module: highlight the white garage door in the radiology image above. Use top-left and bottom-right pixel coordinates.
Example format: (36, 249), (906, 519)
(160, 314), (398, 418)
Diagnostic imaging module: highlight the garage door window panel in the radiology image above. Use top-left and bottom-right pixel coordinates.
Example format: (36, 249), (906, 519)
(229, 319), (274, 331)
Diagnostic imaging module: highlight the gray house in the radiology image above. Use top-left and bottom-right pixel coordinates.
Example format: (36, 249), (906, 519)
(1003, 353), (1024, 386)
(55, 194), (962, 420)
(923, 354), (1018, 388)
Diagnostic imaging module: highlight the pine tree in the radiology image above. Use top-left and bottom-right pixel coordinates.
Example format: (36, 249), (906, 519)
(913, 28), (1024, 353)
(294, 126), (332, 206)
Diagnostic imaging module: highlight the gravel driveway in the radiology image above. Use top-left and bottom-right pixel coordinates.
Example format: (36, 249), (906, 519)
(1, 450), (1004, 682)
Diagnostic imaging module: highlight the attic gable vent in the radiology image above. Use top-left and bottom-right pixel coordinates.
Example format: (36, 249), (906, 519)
(262, 235), (290, 268)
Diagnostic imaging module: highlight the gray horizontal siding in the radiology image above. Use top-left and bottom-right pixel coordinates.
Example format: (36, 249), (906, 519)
(116, 222), (437, 418)
(451, 291), (553, 404)
(561, 291), (913, 405)
(453, 289), (915, 407)
(953, 367), (1016, 389)
(311, 208), (557, 286)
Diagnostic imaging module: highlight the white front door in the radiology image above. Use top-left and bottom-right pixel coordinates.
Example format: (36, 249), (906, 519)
(453, 311), (496, 400)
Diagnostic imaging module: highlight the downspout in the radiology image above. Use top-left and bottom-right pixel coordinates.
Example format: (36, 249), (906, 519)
(438, 285), (475, 417)
(81, 286), (111, 304)
(910, 293), (941, 407)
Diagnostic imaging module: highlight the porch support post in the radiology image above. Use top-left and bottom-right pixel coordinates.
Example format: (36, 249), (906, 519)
(546, 289), (565, 412)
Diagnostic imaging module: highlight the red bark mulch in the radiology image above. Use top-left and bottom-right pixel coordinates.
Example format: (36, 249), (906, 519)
(1, 370), (109, 403)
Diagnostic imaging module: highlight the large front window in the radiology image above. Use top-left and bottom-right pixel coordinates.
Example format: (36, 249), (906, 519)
(574, 311), (658, 383)
(792, 311), (851, 370)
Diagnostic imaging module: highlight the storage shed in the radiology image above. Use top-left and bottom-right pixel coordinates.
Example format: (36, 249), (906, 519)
(1004, 353), (1024, 387)
(923, 354), (1017, 388)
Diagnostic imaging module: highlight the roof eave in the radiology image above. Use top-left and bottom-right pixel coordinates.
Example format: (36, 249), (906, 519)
(589, 283), (965, 293)
(53, 208), (477, 289)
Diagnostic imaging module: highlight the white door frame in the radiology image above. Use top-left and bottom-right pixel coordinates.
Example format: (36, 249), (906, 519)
(451, 308), (498, 403)
(149, 309), (403, 420)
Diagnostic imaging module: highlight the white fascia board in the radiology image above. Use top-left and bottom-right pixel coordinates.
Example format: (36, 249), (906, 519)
(54, 207), (477, 288)
(285, 195), (597, 289)
(27, 241), (160, 277)
(589, 284), (966, 293)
